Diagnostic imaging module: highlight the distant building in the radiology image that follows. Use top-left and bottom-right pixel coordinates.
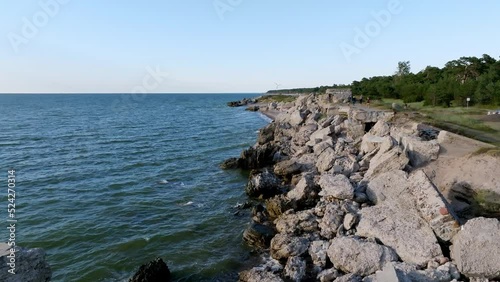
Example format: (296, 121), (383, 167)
(326, 88), (352, 103)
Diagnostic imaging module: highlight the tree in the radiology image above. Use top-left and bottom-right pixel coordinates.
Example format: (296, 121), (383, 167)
(396, 61), (411, 77)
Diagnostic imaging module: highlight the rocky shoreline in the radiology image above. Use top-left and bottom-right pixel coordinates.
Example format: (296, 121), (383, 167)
(224, 94), (500, 282)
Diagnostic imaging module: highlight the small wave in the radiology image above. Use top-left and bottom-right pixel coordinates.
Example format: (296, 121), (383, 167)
(179, 201), (194, 206)
(157, 179), (169, 185)
(258, 113), (273, 123)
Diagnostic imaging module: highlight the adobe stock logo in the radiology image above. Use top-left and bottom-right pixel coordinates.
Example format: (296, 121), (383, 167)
(213, 0), (243, 20)
(339, 0), (403, 62)
(7, 0), (71, 54)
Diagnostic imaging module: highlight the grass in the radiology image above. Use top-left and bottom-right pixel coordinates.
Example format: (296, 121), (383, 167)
(370, 98), (500, 144)
(422, 112), (496, 133)
(258, 94), (297, 103)
(473, 189), (500, 218)
(471, 147), (500, 157)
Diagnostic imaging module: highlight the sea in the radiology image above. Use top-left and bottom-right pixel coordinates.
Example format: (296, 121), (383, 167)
(0, 94), (271, 281)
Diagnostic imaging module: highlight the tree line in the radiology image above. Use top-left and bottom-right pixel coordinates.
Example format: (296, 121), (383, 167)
(351, 54), (500, 107)
(267, 84), (349, 95)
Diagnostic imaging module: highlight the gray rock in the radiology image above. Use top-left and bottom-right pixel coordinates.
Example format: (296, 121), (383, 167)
(343, 213), (358, 230)
(246, 169), (281, 198)
(265, 195), (292, 220)
(365, 147), (409, 179)
(274, 209), (319, 235)
(318, 174), (354, 200)
(313, 139), (334, 156)
(270, 234), (309, 260)
(0, 244), (52, 282)
(317, 268), (341, 282)
(286, 173), (319, 207)
(331, 156), (359, 177)
(258, 123), (276, 145)
(243, 223), (276, 249)
(451, 217), (500, 279)
(239, 268), (284, 282)
(319, 203), (345, 239)
(409, 170), (460, 242)
(356, 203), (443, 266)
(308, 240), (330, 269)
(365, 170), (410, 205)
(273, 159), (302, 177)
(310, 126), (334, 143)
(377, 261), (461, 282)
(293, 123), (318, 146)
(284, 256), (306, 282)
(289, 110), (305, 127)
(335, 273), (362, 282)
(401, 136), (440, 167)
(360, 134), (385, 154)
(315, 147), (337, 172)
(369, 120), (391, 137)
(239, 143), (278, 169)
(129, 257), (171, 282)
(374, 263), (399, 282)
(327, 237), (398, 276)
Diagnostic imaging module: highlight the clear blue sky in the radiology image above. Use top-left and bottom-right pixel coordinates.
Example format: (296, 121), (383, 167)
(1, 0), (499, 93)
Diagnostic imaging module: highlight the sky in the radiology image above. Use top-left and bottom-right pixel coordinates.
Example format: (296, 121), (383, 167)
(1, 0), (499, 93)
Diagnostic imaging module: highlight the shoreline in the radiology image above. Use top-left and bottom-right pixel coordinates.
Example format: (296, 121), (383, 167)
(227, 93), (500, 281)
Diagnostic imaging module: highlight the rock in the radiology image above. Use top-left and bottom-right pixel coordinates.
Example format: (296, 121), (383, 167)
(408, 170), (460, 241)
(360, 134), (386, 154)
(0, 244), (52, 282)
(220, 157), (240, 169)
(318, 174), (354, 200)
(356, 203), (443, 266)
(343, 213), (358, 230)
(313, 139), (334, 156)
(450, 217), (500, 279)
(270, 234), (309, 260)
(293, 123), (318, 146)
(239, 268), (284, 282)
(365, 147), (409, 179)
(308, 240), (330, 270)
(286, 173), (319, 207)
(275, 209), (319, 235)
(375, 263), (399, 282)
(370, 120), (391, 137)
(310, 126), (334, 143)
(273, 159), (302, 178)
(129, 257), (171, 282)
(365, 170), (409, 205)
(317, 268), (341, 282)
(335, 273), (362, 282)
(327, 237), (398, 276)
(258, 123), (276, 145)
(289, 111), (305, 127)
(246, 169), (282, 198)
(243, 223), (276, 249)
(284, 256), (306, 282)
(265, 195), (292, 220)
(331, 156), (359, 177)
(239, 143), (278, 170)
(315, 147), (337, 172)
(376, 261), (461, 282)
(246, 105), (260, 111)
(401, 136), (440, 167)
(319, 203), (345, 239)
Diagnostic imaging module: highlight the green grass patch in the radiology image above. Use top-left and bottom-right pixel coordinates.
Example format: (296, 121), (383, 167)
(258, 95), (297, 103)
(473, 190), (500, 218)
(423, 112), (495, 133)
(471, 147), (500, 157)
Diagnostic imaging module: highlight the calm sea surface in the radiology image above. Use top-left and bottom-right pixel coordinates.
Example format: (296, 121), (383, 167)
(0, 94), (269, 281)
